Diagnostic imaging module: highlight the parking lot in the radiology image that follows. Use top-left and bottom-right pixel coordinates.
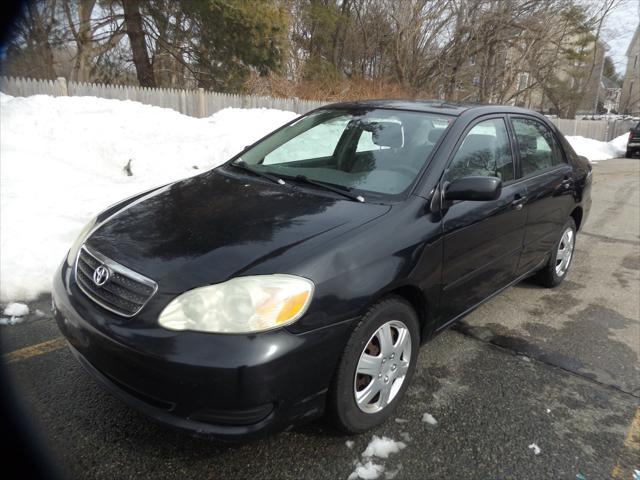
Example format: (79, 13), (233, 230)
(2, 158), (639, 480)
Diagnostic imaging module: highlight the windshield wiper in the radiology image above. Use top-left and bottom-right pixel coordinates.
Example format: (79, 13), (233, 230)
(290, 175), (364, 203)
(231, 160), (286, 186)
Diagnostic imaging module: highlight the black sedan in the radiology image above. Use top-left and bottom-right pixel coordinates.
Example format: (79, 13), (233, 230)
(53, 100), (592, 440)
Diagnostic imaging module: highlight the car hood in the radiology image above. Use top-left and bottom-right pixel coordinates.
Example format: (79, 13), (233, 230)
(86, 167), (390, 293)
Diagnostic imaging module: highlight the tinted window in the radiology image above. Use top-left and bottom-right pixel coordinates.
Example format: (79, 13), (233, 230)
(512, 118), (564, 176)
(447, 118), (514, 182)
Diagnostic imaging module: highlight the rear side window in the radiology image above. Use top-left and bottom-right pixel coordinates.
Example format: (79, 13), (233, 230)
(447, 118), (514, 182)
(511, 118), (564, 176)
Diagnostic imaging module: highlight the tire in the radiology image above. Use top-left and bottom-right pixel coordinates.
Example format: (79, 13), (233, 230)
(327, 296), (420, 434)
(535, 218), (577, 288)
(625, 150), (632, 158)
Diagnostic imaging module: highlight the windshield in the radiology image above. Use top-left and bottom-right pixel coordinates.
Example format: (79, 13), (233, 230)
(234, 108), (452, 197)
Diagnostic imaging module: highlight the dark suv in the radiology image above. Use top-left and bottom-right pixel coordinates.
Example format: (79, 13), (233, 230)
(53, 100), (592, 440)
(626, 121), (640, 158)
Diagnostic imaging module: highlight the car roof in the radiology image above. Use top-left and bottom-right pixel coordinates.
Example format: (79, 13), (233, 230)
(322, 99), (542, 117)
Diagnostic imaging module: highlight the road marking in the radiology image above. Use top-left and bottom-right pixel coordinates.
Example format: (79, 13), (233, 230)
(3, 337), (67, 364)
(611, 408), (640, 479)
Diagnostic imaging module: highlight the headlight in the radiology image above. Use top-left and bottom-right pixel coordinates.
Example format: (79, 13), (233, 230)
(66, 216), (97, 266)
(158, 274), (314, 334)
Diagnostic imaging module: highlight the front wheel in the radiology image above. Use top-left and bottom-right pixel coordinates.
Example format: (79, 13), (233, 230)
(535, 218), (576, 287)
(328, 296), (420, 434)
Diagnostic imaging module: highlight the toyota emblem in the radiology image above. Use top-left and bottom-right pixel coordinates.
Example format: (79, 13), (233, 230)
(93, 265), (110, 286)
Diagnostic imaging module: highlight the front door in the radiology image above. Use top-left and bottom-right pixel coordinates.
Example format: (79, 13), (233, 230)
(438, 116), (528, 325)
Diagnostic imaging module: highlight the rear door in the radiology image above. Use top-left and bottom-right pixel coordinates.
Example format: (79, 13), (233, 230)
(439, 116), (528, 324)
(508, 116), (575, 274)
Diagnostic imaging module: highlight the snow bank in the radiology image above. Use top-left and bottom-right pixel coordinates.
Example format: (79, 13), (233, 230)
(0, 93), (297, 301)
(566, 133), (627, 162)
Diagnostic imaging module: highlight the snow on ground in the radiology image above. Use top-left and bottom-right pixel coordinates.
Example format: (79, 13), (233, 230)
(0, 93), (297, 302)
(528, 443), (542, 455)
(361, 436), (407, 459)
(348, 461), (385, 480)
(421, 413), (438, 425)
(566, 133), (627, 162)
(0, 301), (29, 325)
(348, 436), (406, 480)
(3, 302), (30, 317)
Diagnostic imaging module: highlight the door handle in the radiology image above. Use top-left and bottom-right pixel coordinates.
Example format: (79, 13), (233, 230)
(511, 195), (527, 210)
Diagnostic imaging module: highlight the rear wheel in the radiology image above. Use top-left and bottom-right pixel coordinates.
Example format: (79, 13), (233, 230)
(535, 218), (576, 287)
(328, 296), (420, 434)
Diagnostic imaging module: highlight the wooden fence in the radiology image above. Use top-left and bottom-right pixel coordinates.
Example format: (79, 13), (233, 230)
(0, 76), (326, 117)
(548, 117), (636, 142)
(0, 76), (635, 141)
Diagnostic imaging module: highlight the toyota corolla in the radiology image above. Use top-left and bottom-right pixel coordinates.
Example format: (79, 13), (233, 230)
(53, 100), (592, 439)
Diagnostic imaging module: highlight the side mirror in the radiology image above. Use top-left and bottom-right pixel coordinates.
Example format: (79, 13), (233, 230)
(444, 176), (502, 202)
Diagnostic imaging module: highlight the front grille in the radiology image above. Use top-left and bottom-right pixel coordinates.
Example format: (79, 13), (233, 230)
(75, 246), (157, 317)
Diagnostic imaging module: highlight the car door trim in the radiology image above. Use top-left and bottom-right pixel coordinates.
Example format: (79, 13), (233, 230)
(436, 254), (549, 332)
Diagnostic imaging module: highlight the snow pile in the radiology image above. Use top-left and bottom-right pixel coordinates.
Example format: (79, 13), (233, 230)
(566, 133), (627, 162)
(0, 93), (297, 302)
(348, 436), (406, 480)
(0, 301), (30, 325)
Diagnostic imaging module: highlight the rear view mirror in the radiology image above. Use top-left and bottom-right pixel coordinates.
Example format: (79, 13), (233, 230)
(445, 176), (502, 202)
(370, 122), (403, 148)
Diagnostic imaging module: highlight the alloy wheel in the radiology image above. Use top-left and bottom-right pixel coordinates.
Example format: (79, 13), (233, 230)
(555, 227), (575, 277)
(353, 320), (412, 414)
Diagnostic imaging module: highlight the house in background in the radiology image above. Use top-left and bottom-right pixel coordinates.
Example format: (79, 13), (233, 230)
(601, 76), (621, 113)
(619, 24), (639, 116)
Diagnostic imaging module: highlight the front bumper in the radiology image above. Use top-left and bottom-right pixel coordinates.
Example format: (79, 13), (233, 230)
(53, 261), (355, 440)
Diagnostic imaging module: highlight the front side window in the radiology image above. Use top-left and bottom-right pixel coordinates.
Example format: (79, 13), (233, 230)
(447, 118), (514, 182)
(237, 109), (452, 197)
(512, 117), (564, 176)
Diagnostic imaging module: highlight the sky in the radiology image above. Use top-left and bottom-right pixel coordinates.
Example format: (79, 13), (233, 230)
(602, 0), (639, 76)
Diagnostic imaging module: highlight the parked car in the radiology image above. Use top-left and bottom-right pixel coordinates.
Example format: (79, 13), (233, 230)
(53, 100), (592, 440)
(626, 122), (640, 158)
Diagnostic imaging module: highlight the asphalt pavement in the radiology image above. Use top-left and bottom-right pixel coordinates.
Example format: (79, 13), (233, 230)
(2, 158), (639, 480)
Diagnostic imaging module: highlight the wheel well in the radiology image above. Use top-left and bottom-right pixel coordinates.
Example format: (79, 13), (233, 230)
(386, 285), (429, 339)
(570, 207), (583, 231)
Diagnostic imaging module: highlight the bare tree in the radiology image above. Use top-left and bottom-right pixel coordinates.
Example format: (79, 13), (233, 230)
(122, 0), (155, 87)
(63, 0), (125, 82)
